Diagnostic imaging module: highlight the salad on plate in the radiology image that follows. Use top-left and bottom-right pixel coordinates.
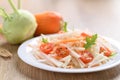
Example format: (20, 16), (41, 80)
(28, 30), (116, 69)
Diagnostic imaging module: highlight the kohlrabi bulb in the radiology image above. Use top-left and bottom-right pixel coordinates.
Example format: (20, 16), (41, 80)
(0, 0), (37, 44)
(2, 10), (37, 44)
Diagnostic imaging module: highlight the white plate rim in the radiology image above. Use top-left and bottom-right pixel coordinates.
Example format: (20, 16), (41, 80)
(17, 36), (120, 73)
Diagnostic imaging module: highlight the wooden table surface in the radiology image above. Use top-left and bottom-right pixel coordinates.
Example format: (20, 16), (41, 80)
(0, 0), (120, 80)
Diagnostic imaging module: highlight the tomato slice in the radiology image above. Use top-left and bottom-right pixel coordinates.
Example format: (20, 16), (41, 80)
(55, 46), (70, 59)
(79, 50), (94, 64)
(81, 32), (91, 37)
(104, 51), (111, 57)
(100, 47), (112, 57)
(40, 43), (54, 54)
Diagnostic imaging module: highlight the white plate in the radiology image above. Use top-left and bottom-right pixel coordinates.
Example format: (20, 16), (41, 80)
(18, 36), (120, 73)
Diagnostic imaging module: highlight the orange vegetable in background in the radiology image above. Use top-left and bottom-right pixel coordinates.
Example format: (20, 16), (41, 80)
(34, 11), (64, 36)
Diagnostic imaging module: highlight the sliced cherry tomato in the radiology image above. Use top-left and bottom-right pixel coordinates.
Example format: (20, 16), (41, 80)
(40, 43), (54, 54)
(81, 32), (91, 37)
(55, 46), (70, 59)
(79, 50), (94, 64)
(100, 47), (112, 57)
(104, 51), (111, 57)
(100, 47), (104, 52)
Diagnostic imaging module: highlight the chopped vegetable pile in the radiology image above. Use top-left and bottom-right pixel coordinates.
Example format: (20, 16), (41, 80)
(29, 30), (116, 68)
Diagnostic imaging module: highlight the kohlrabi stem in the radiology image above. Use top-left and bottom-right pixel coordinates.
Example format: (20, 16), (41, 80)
(18, 0), (21, 9)
(0, 8), (10, 20)
(8, 0), (19, 14)
(0, 8), (5, 18)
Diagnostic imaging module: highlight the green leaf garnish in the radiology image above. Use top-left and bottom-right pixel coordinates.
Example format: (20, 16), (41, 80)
(42, 38), (48, 43)
(84, 34), (98, 49)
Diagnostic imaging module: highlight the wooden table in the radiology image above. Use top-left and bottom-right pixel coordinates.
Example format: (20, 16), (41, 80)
(0, 0), (120, 80)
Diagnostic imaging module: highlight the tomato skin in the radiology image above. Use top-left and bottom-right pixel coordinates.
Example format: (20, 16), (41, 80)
(40, 43), (54, 54)
(55, 46), (70, 59)
(79, 50), (94, 64)
(100, 47), (112, 57)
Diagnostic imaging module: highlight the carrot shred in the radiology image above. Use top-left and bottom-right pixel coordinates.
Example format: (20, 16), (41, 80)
(56, 38), (80, 44)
